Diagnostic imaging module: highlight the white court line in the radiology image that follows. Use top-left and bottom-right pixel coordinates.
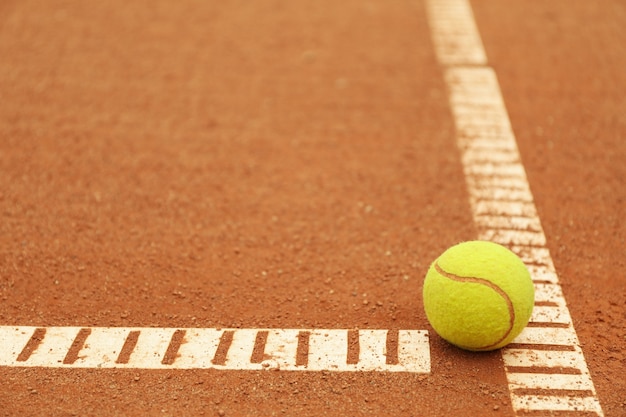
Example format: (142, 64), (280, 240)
(0, 326), (430, 373)
(425, 0), (604, 415)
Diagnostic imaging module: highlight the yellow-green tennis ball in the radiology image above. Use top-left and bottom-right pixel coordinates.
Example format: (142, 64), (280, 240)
(423, 241), (534, 351)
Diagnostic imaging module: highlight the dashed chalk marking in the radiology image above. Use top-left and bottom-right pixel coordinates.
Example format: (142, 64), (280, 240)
(425, 0), (604, 415)
(0, 326), (430, 373)
(425, 0), (487, 66)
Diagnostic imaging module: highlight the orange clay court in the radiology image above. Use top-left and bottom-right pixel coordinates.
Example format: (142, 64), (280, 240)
(0, 1), (624, 416)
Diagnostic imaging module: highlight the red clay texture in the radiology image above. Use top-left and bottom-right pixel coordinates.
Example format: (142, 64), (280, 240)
(0, 0), (624, 416)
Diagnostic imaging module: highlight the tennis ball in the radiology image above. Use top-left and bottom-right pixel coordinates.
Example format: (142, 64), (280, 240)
(423, 240), (534, 351)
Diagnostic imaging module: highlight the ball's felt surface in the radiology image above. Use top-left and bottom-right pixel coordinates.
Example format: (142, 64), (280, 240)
(423, 240), (535, 351)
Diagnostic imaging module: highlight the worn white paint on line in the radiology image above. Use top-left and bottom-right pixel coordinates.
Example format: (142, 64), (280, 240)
(0, 326), (34, 366)
(0, 326), (430, 373)
(513, 326), (581, 346)
(473, 215), (542, 233)
(223, 329), (264, 371)
(125, 328), (178, 368)
(531, 283), (571, 324)
(463, 160), (527, 177)
(173, 328), (223, 369)
(480, 229), (547, 247)
(305, 329), (431, 372)
(74, 327), (134, 368)
(426, 0), (604, 415)
(458, 130), (518, 146)
(260, 329), (302, 371)
(306, 329), (349, 371)
(464, 156), (524, 170)
(470, 188), (533, 203)
(508, 372), (595, 391)
(530, 305), (572, 325)
(397, 330), (432, 373)
(510, 246), (555, 268)
(534, 283), (565, 304)
(503, 346), (590, 370)
(526, 265), (559, 283)
(354, 329), (388, 371)
(466, 175), (530, 191)
(473, 200), (538, 218)
(23, 326), (80, 367)
(425, 0), (487, 65)
(511, 395), (604, 414)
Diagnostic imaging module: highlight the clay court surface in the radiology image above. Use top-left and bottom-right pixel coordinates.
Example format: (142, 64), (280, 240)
(0, 0), (624, 416)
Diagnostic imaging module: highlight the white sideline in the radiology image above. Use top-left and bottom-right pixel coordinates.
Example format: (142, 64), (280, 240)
(425, 0), (604, 415)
